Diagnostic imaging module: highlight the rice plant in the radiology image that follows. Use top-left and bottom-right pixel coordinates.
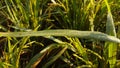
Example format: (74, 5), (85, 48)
(0, 0), (120, 68)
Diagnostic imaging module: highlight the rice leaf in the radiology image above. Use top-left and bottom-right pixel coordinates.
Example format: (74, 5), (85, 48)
(0, 29), (120, 43)
(104, 0), (117, 67)
(25, 43), (64, 68)
(42, 45), (68, 68)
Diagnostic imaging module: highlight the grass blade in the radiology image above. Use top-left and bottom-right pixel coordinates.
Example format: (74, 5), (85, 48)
(104, 0), (117, 68)
(71, 38), (89, 62)
(0, 29), (120, 43)
(25, 43), (63, 68)
(42, 45), (68, 68)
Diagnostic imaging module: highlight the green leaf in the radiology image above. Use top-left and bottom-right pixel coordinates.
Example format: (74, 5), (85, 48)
(0, 29), (120, 43)
(42, 45), (68, 68)
(25, 44), (60, 68)
(104, 0), (117, 67)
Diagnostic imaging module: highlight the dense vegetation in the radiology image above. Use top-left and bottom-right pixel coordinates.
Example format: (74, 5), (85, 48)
(0, 0), (120, 68)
